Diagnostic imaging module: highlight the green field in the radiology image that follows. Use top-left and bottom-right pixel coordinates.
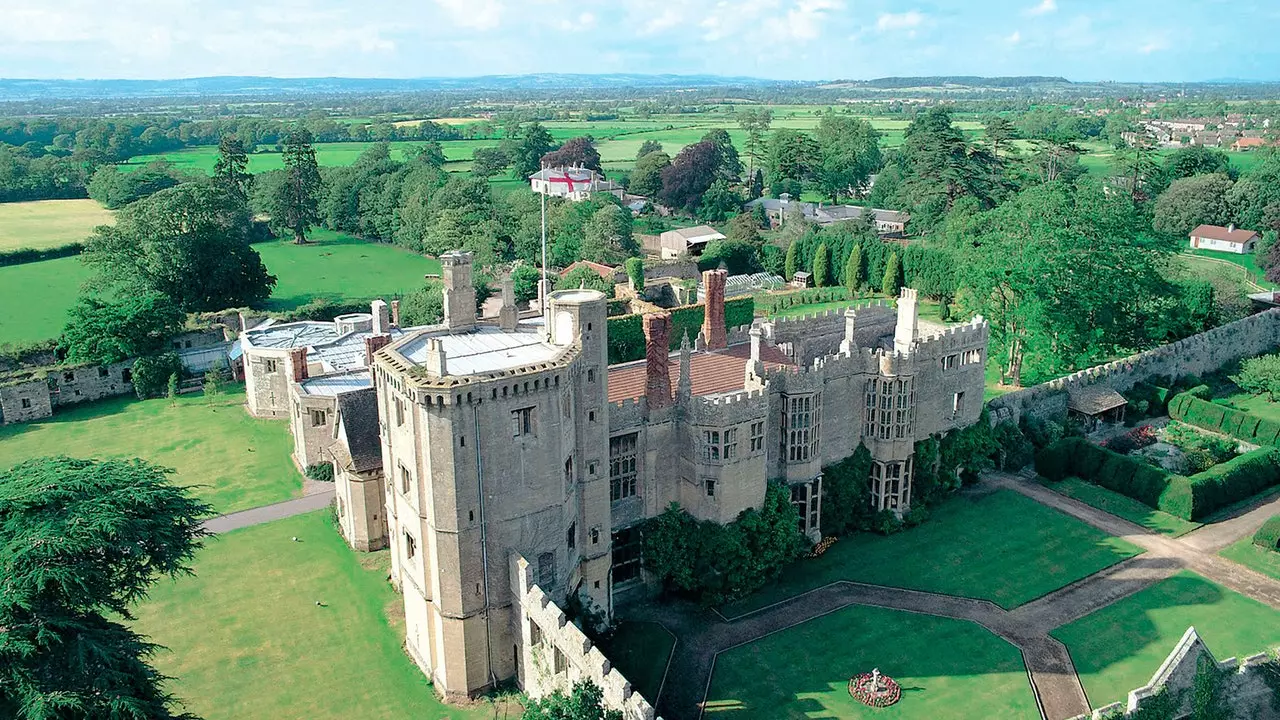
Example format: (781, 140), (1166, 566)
(1222, 390), (1280, 424)
(0, 389), (300, 514)
(722, 489), (1142, 617)
(1221, 537), (1280, 581)
(132, 511), (493, 720)
(1052, 572), (1280, 708)
(1185, 248), (1274, 289)
(125, 139), (502, 175)
(0, 230), (441, 345)
(0, 253), (93, 346)
(705, 604), (1037, 720)
(1040, 477), (1201, 536)
(0, 199), (113, 251)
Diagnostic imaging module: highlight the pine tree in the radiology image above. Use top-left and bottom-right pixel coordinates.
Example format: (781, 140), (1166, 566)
(166, 372), (178, 406)
(784, 240), (799, 280)
(844, 243), (863, 291)
(213, 134), (252, 204)
(882, 251), (902, 297)
(279, 127), (322, 244)
(813, 242), (831, 288)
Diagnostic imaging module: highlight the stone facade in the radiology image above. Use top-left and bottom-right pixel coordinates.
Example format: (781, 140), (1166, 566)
(0, 377), (54, 425)
(989, 308), (1280, 428)
(0, 360), (134, 425)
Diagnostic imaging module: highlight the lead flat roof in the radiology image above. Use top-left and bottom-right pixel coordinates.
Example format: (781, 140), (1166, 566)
(299, 371), (373, 396)
(398, 325), (564, 376)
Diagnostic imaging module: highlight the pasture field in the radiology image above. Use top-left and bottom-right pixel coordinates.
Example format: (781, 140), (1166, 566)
(0, 199), (113, 250)
(1052, 572), (1280, 709)
(705, 604), (1037, 720)
(125, 139), (503, 175)
(0, 230), (441, 345)
(132, 511), (495, 720)
(0, 389), (300, 514)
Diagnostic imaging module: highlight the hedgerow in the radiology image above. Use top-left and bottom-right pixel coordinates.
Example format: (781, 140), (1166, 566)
(605, 297), (755, 364)
(1169, 391), (1280, 447)
(1253, 515), (1280, 550)
(0, 242), (84, 267)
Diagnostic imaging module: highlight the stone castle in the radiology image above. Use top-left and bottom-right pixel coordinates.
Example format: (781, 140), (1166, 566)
(239, 250), (989, 716)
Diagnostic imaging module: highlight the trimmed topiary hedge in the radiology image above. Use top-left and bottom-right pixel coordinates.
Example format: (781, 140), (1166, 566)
(1037, 437), (1280, 520)
(1169, 391), (1280, 447)
(1253, 515), (1280, 550)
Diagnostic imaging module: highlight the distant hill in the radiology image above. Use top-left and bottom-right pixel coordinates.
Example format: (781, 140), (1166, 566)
(833, 76), (1072, 89)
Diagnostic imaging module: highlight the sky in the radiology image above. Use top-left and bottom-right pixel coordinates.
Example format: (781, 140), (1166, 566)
(0, 0), (1275, 83)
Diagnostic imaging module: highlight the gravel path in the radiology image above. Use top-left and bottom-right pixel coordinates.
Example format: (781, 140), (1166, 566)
(202, 487), (335, 534)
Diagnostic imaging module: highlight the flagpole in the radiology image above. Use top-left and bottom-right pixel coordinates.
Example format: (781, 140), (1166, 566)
(540, 162), (550, 338)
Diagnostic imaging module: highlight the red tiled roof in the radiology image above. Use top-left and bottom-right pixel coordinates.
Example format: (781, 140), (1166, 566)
(561, 260), (618, 280)
(607, 342), (794, 403)
(1190, 224), (1260, 244)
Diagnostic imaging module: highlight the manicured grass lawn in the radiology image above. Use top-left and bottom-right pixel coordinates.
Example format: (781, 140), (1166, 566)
(255, 229), (441, 311)
(1185, 248), (1275, 289)
(723, 489), (1142, 617)
(0, 254), (92, 346)
(1040, 477), (1201, 536)
(1222, 391), (1280, 425)
(132, 511), (494, 720)
(1220, 537), (1280, 582)
(705, 605), (1037, 720)
(0, 199), (113, 250)
(0, 389), (300, 514)
(599, 621), (675, 703)
(1052, 571), (1280, 709)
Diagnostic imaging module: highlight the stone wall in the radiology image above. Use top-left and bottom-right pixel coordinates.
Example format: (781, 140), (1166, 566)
(0, 377), (53, 424)
(0, 360), (134, 426)
(989, 309), (1280, 427)
(1075, 626), (1279, 720)
(509, 553), (661, 720)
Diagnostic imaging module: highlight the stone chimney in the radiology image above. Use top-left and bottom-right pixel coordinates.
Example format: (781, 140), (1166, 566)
(498, 273), (518, 332)
(677, 331), (693, 401)
(371, 299), (390, 335)
(424, 338), (448, 377)
(389, 299), (401, 328)
(643, 313), (673, 411)
(288, 347), (309, 383)
(701, 268), (728, 350)
(839, 306), (858, 354)
(1228, 223), (1237, 233)
(894, 288), (919, 355)
(364, 334), (391, 366)
(441, 250), (476, 331)
(745, 325), (765, 389)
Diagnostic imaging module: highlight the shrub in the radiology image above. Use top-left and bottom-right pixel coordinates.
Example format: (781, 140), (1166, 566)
(0, 242), (84, 268)
(1170, 391), (1280, 448)
(305, 462), (334, 483)
(130, 353), (182, 399)
(1188, 448), (1280, 520)
(605, 297), (756, 364)
(820, 445), (873, 536)
(1232, 353), (1280, 401)
(624, 257), (645, 291)
(1254, 515), (1280, 550)
(994, 421), (1034, 470)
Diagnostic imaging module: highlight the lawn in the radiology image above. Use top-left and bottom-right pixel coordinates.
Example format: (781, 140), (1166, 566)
(125, 140), (502, 175)
(705, 604), (1037, 720)
(1052, 571), (1280, 709)
(0, 230), (440, 345)
(1222, 390), (1280, 425)
(1220, 537), (1280, 582)
(0, 253), (93, 346)
(1185, 248), (1275, 290)
(0, 199), (113, 250)
(0, 389), (301, 514)
(1040, 477), (1201, 537)
(254, 229), (441, 311)
(599, 621), (676, 703)
(132, 511), (495, 720)
(722, 489), (1142, 617)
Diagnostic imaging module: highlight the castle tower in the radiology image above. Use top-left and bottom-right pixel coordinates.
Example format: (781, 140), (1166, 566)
(441, 251), (476, 331)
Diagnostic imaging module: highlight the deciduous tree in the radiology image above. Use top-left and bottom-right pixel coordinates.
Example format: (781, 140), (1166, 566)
(1153, 173), (1235, 237)
(62, 292), (187, 366)
(814, 116), (882, 201)
(766, 128), (818, 191)
(581, 204), (635, 264)
(510, 122), (556, 179)
(628, 150), (670, 198)
(541, 136), (602, 173)
(636, 140), (663, 159)
(470, 146), (509, 178)
(658, 141), (721, 213)
(522, 680), (621, 720)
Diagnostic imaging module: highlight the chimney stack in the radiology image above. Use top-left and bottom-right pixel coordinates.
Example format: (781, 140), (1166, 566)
(745, 325), (765, 387)
(894, 288), (919, 355)
(288, 347), (309, 383)
(390, 299), (401, 328)
(440, 250), (476, 332)
(643, 313), (673, 411)
(364, 334), (391, 366)
(839, 306), (858, 353)
(498, 273), (518, 332)
(371, 299), (390, 335)
(701, 268), (728, 350)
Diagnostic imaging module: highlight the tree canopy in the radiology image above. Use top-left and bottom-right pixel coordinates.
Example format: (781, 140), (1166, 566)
(541, 136), (602, 173)
(61, 292), (187, 366)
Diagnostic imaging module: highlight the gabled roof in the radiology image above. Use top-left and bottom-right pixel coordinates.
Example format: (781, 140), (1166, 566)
(561, 260), (618, 280)
(1190, 224), (1260, 244)
(1067, 385), (1127, 416)
(606, 342), (794, 403)
(663, 225), (725, 242)
(335, 388), (382, 473)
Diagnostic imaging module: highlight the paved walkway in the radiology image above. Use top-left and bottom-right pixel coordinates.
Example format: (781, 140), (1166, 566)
(202, 487), (335, 533)
(631, 472), (1280, 720)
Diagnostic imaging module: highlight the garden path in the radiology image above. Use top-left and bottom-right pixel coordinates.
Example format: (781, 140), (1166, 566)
(202, 487), (335, 534)
(634, 471), (1280, 720)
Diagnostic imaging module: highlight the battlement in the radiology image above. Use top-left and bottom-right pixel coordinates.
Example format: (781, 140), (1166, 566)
(510, 554), (659, 720)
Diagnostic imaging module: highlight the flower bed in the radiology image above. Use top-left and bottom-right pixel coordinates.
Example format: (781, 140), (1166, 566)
(808, 536), (838, 558)
(1104, 425), (1158, 454)
(848, 672), (902, 708)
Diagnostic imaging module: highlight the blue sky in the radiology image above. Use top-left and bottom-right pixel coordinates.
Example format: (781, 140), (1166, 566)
(0, 0), (1274, 82)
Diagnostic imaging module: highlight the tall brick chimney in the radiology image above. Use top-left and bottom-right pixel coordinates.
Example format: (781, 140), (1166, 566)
(364, 334), (392, 366)
(390, 299), (401, 328)
(288, 347), (309, 383)
(643, 312), (673, 410)
(701, 268), (727, 350)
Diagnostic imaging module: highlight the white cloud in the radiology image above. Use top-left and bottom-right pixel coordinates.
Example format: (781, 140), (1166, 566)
(1026, 0), (1056, 16)
(876, 10), (924, 33)
(1006, 30), (1022, 44)
(434, 0), (505, 30)
(554, 11), (597, 32)
(785, 0), (845, 41)
(1140, 37), (1169, 54)
(640, 8), (684, 35)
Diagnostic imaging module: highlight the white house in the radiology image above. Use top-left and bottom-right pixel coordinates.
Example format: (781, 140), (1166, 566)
(1188, 224), (1260, 255)
(528, 167), (623, 202)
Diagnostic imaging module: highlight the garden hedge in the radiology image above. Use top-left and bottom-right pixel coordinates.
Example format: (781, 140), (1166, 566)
(1253, 515), (1280, 550)
(1037, 438), (1280, 520)
(1168, 391), (1280, 447)
(605, 297), (755, 364)
(0, 242), (84, 267)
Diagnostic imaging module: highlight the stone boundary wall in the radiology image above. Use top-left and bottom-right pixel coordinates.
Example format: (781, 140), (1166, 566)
(509, 554), (661, 720)
(0, 360), (134, 425)
(1073, 626), (1279, 720)
(989, 309), (1280, 426)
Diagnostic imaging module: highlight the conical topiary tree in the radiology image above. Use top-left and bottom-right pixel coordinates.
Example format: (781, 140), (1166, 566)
(881, 251), (901, 297)
(844, 243), (863, 291)
(813, 242), (830, 288)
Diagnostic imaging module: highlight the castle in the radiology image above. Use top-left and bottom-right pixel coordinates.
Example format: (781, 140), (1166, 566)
(239, 251), (989, 716)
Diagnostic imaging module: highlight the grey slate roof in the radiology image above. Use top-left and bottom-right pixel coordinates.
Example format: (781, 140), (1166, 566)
(336, 388), (382, 473)
(1067, 385), (1128, 416)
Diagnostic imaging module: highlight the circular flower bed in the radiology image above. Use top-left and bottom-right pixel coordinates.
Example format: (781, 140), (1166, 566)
(848, 672), (902, 708)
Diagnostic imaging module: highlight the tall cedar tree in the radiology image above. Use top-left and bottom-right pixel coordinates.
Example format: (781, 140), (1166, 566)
(541, 137), (602, 173)
(0, 457), (213, 720)
(881, 251), (901, 297)
(844, 243), (863, 290)
(212, 134), (252, 205)
(279, 128), (323, 244)
(83, 183), (276, 312)
(812, 242), (831, 287)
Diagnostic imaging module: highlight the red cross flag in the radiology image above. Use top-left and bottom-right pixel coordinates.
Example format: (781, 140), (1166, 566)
(547, 168), (594, 193)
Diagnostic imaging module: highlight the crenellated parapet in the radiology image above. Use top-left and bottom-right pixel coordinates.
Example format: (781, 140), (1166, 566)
(686, 388), (768, 427)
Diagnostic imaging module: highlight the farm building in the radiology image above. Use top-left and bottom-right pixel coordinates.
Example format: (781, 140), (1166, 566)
(1188, 224), (1260, 254)
(658, 225), (725, 260)
(745, 197), (910, 236)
